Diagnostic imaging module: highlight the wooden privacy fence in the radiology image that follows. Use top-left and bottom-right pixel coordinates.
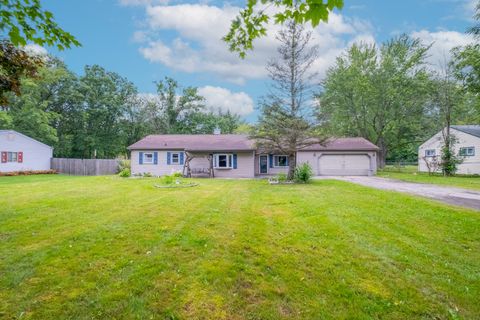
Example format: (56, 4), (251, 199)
(51, 158), (120, 176)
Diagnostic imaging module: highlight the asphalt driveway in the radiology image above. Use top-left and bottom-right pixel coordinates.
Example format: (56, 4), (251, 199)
(318, 176), (480, 211)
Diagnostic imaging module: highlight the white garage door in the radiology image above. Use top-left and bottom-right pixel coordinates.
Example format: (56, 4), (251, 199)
(318, 154), (371, 176)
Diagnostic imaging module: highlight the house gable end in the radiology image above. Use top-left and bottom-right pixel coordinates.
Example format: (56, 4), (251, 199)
(0, 130), (53, 150)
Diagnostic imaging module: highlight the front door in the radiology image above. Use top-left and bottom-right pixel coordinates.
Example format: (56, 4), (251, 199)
(259, 155), (268, 174)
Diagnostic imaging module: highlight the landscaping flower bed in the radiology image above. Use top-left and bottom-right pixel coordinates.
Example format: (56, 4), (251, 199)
(0, 170), (57, 176)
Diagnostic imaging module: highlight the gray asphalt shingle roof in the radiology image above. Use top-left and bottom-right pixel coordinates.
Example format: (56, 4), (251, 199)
(127, 134), (256, 151)
(451, 125), (480, 138)
(300, 137), (379, 151)
(128, 135), (379, 152)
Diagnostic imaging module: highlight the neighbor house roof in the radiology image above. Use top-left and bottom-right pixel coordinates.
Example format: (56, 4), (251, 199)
(128, 134), (378, 152)
(127, 134), (256, 152)
(451, 125), (480, 138)
(300, 137), (379, 151)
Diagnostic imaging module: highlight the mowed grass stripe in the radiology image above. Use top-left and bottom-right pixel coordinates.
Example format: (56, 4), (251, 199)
(0, 176), (479, 319)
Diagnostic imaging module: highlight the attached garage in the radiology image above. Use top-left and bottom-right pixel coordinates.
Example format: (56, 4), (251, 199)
(297, 138), (379, 176)
(318, 153), (372, 176)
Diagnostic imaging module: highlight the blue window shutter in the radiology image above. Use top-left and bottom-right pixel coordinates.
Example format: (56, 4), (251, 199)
(139, 152), (144, 164)
(180, 152), (184, 165)
(269, 154), (273, 168)
(233, 154), (237, 169)
(167, 152), (171, 165)
(154, 152), (158, 165)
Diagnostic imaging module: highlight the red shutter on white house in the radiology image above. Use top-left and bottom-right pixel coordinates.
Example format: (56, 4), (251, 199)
(1, 152), (6, 163)
(18, 152), (23, 163)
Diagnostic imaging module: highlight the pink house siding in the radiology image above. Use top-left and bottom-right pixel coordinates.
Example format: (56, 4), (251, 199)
(190, 152), (255, 178)
(296, 152), (316, 172)
(131, 150), (184, 176)
(131, 150), (255, 178)
(254, 154), (289, 175)
(128, 135), (379, 177)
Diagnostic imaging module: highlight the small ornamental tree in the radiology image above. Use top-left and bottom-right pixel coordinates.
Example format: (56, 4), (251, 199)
(422, 156), (440, 175)
(433, 61), (464, 177)
(440, 134), (463, 176)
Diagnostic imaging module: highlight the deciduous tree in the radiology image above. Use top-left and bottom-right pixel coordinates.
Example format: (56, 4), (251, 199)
(0, 40), (44, 104)
(1, 0), (80, 103)
(430, 63), (464, 176)
(0, 0), (79, 49)
(224, 0), (343, 57)
(318, 35), (431, 167)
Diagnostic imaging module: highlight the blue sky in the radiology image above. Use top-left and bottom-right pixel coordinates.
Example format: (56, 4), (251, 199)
(41, 0), (476, 122)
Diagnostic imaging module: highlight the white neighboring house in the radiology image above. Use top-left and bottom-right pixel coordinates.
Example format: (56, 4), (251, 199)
(0, 130), (53, 172)
(418, 125), (480, 175)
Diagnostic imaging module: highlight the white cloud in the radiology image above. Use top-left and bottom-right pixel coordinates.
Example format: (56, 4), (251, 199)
(119, 0), (169, 6)
(132, 2), (475, 84)
(410, 30), (474, 67)
(198, 86), (254, 116)
(132, 30), (150, 43)
(135, 3), (374, 84)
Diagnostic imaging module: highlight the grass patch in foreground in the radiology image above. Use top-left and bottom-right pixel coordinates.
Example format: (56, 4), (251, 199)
(0, 175), (479, 319)
(379, 168), (480, 190)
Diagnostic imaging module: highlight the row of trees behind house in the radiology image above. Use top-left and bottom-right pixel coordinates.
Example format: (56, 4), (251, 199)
(1, 0), (479, 175)
(0, 60), (243, 158)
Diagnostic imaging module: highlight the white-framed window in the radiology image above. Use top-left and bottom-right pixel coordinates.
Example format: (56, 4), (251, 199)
(171, 152), (180, 164)
(425, 149), (436, 157)
(273, 155), (288, 167)
(215, 154), (233, 169)
(459, 147), (475, 157)
(143, 152), (154, 164)
(7, 152), (18, 162)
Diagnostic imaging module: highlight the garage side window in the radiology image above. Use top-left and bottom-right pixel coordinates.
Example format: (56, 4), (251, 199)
(459, 147), (475, 157)
(425, 149), (436, 157)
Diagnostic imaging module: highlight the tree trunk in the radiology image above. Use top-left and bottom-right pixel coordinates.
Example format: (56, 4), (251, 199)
(377, 138), (387, 168)
(287, 153), (296, 180)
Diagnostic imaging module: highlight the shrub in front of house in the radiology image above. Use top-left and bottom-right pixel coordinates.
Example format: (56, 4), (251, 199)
(118, 159), (131, 173)
(172, 171), (183, 178)
(162, 174), (175, 184)
(294, 163), (313, 183)
(118, 168), (131, 178)
(277, 173), (288, 183)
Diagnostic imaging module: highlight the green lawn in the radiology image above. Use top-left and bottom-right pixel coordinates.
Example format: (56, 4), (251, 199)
(379, 166), (480, 190)
(1, 175), (479, 319)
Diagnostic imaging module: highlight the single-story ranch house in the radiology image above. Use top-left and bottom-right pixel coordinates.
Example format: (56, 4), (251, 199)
(0, 130), (53, 172)
(128, 134), (379, 177)
(419, 125), (480, 175)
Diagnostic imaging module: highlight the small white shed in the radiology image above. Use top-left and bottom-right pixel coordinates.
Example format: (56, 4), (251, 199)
(0, 130), (53, 172)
